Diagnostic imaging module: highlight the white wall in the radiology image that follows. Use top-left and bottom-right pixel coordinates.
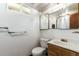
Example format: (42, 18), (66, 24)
(41, 29), (79, 43)
(0, 4), (40, 56)
(0, 3), (6, 12)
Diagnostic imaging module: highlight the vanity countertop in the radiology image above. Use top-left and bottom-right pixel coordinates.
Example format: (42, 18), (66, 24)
(48, 39), (79, 52)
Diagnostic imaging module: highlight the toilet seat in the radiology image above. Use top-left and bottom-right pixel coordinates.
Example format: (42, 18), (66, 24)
(32, 47), (45, 56)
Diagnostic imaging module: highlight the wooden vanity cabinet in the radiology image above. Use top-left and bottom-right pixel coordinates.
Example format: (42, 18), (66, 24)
(48, 43), (79, 56)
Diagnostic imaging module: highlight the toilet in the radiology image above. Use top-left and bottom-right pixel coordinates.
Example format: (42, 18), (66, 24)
(32, 38), (51, 56)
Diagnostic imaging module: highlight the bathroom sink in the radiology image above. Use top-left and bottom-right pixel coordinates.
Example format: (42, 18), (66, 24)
(53, 40), (66, 45)
(60, 39), (68, 42)
(50, 38), (69, 45)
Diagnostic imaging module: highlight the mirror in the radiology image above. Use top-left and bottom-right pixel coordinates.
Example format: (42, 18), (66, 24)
(40, 14), (49, 29)
(56, 15), (70, 29)
(49, 3), (79, 29)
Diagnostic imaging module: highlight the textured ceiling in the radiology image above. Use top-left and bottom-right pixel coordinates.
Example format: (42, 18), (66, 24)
(22, 3), (58, 12)
(8, 3), (75, 14)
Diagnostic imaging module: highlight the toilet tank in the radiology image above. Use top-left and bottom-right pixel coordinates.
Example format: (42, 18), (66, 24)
(40, 38), (51, 48)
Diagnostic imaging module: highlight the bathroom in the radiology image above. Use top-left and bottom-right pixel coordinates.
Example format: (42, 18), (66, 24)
(0, 3), (79, 56)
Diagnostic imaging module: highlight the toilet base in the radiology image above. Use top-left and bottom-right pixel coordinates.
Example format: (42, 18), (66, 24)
(32, 47), (45, 56)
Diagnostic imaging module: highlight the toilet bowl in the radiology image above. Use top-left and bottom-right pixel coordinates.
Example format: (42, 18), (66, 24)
(32, 47), (45, 56)
(32, 38), (51, 56)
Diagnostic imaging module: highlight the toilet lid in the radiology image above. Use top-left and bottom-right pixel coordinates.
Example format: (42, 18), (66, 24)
(32, 47), (45, 54)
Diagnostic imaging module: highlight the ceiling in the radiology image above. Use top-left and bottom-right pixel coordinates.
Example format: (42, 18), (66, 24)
(21, 3), (58, 12)
(8, 3), (74, 15)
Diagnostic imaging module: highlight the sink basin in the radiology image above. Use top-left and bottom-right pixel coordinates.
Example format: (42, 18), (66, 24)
(53, 40), (66, 45)
(50, 38), (69, 45)
(60, 39), (68, 42)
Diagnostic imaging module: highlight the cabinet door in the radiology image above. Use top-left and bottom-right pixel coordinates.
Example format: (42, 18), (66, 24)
(70, 13), (79, 29)
(48, 50), (57, 56)
(48, 43), (77, 56)
(76, 53), (79, 56)
(57, 47), (77, 56)
(48, 44), (62, 56)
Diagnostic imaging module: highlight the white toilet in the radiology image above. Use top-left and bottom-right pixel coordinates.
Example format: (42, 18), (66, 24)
(32, 38), (51, 56)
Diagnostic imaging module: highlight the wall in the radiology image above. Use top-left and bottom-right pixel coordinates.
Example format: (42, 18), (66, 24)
(0, 3), (6, 12)
(40, 29), (79, 43)
(0, 4), (40, 56)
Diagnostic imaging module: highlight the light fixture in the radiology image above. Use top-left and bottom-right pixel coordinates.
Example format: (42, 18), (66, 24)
(7, 3), (22, 11)
(22, 6), (31, 14)
(7, 3), (32, 14)
(44, 3), (72, 14)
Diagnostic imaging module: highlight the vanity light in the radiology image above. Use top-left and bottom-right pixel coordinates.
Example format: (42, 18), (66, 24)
(7, 3), (32, 14)
(7, 3), (22, 11)
(44, 3), (72, 14)
(22, 6), (32, 14)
